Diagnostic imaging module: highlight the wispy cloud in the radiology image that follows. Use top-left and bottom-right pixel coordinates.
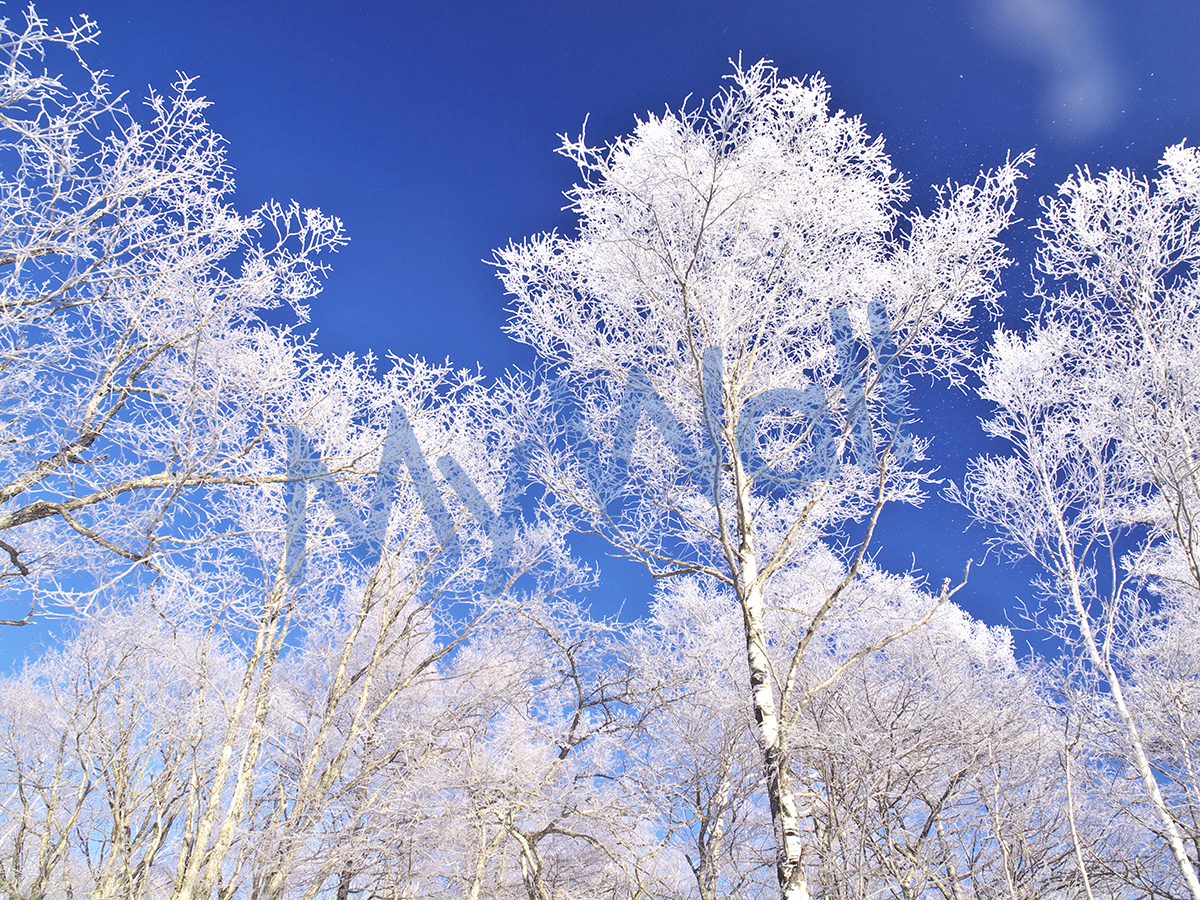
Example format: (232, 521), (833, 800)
(978, 0), (1121, 141)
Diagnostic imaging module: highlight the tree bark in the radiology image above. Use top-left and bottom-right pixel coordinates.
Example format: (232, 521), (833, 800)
(1041, 473), (1200, 900)
(731, 455), (811, 900)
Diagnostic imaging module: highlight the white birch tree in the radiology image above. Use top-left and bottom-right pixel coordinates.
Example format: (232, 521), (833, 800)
(0, 605), (242, 899)
(624, 550), (1093, 900)
(953, 144), (1200, 899)
(0, 354), (590, 900)
(496, 60), (1027, 900)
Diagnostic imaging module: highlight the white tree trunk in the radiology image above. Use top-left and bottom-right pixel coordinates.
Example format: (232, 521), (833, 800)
(1045, 484), (1200, 900)
(170, 577), (292, 900)
(732, 462), (811, 900)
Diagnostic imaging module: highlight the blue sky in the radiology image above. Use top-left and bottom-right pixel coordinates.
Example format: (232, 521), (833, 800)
(21, 0), (1200, 638)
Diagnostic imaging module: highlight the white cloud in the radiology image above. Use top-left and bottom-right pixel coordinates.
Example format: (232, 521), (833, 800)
(978, 0), (1121, 140)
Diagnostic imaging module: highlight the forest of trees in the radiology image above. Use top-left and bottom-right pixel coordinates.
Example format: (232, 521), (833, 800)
(0, 10), (1197, 900)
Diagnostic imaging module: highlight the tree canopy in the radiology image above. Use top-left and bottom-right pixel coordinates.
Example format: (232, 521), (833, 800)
(0, 14), (1197, 900)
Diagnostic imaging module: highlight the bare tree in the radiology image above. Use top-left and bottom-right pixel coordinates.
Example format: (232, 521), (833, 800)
(953, 144), (1200, 899)
(0, 355), (591, 900)
(628, 574), (776, 900)
(496, 60), (1026, 900)
(0, 6), (346, 622)
(795, 601), (1084, 900)
(0, 607), (240, 900)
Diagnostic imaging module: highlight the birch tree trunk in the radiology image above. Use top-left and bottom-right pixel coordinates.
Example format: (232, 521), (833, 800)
(1044, 493), (1200, 900)
(731, 462), (811, 900)
(170, 574), (294, 900)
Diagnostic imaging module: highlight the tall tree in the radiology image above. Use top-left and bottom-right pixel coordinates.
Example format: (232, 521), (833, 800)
(954, 144), (1200, 899)
(497, 61), (1026, 899)
(0, 357), (587, 900)
(0, 607), (240, 899)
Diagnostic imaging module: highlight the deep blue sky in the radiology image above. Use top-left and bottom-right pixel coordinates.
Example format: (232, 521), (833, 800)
(20, 0), (1200, 639)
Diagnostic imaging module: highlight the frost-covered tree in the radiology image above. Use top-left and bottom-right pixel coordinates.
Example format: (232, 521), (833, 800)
(0, 13), (593, 894)
(413, 598), (653, 900)
(0, 356), (590, 900)
(625, 552), (1097, 900)
(792, 588), (1076, 900)
(159, 352), (594, 900)
(627, 576), (774, 900)
(954, 145), (1200, 899)
(496, 60), (1027, 899)
(0, 607), (242, 898)
(0, 7), (345, 622)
